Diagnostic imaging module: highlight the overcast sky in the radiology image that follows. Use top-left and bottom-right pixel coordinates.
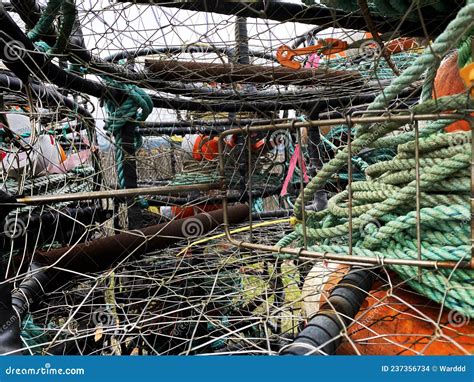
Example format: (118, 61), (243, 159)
(77, 1), (313, 59)
(70, 0), (324, 137)
(32, 1), (350, 148)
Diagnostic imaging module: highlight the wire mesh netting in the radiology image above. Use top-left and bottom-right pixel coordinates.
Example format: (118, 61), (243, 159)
(0, 0), (472, 356)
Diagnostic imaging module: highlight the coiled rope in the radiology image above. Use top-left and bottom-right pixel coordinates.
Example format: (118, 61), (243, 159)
(286, 2), (474, 317)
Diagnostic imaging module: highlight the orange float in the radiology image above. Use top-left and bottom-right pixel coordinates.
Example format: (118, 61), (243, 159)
(170, 203), (222, 219)
(338, 285), (474, 355)
(305, 265), (473, 355)
(182, 134), (264, 162)
(433, 51), (472, 132)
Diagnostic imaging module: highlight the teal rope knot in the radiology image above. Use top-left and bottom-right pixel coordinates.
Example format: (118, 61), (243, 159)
(103, 78), (153, 138)
(21, 314), (53, 354)
(33, 41), (51, 53)
(103, 78), (153, 189)
(27, 0), (76, 55)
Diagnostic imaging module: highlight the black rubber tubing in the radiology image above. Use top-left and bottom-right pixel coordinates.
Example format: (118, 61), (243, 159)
(0, 205), (250, 354)
(281, 267), (375, 355)
(0, 72), (93, 120)
(0, 269), (22, 355)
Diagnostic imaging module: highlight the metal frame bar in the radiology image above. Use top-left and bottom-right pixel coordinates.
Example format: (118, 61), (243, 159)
(16, 183), (221, 205)
(217, 112), (473, 270)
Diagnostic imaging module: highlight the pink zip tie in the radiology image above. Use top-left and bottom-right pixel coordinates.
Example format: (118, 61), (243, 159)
(281, 144), (309, 196)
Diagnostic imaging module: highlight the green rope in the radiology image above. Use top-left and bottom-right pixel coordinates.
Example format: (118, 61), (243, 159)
(103, 78), (153, 189)
(20, 315), (52, 354)
(273, 231), (301, 260)
(372, 118), (455, 148)
(421, 60), (440, 102)
(294, 94), (473, 219)
(289, 1), (474, 317)
(292, 130), (472, 316)
(457, 28), (474, 68)
(252, 198), (265, 213)
(356, 2), (474, 137)
(293, 2), (474, 215)
(27, 0), (77, 55)
(326, 53), (418, 81)
(295, 140), (469, 240)
(33, 40), (51, 53)
(317, 125), (396, 181)
(27, 0), (62, 41)
(55, 0), (76, 54)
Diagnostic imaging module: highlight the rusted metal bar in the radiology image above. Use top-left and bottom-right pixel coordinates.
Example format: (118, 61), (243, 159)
(218, 113), (471, 136)
(145, 59), (361, 86)
(34, 204), (250, 274)
(16, 183), (221, 205)
(221, 226), (473, 270)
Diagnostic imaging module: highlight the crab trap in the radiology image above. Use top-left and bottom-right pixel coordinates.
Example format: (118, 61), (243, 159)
(0, 0), (472, 356)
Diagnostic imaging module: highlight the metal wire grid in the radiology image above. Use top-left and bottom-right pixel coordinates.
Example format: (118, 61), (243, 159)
(218, 112), (473, 270)
(0, 0), (472, 356)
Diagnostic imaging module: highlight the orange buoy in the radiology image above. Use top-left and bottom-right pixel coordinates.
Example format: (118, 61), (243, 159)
(304, 265), (473, 355)
(171, 206), (195, 219)
(338, 285), (474, 355)
(433, 52), (472, 132)
(169, 203), (223, 219)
